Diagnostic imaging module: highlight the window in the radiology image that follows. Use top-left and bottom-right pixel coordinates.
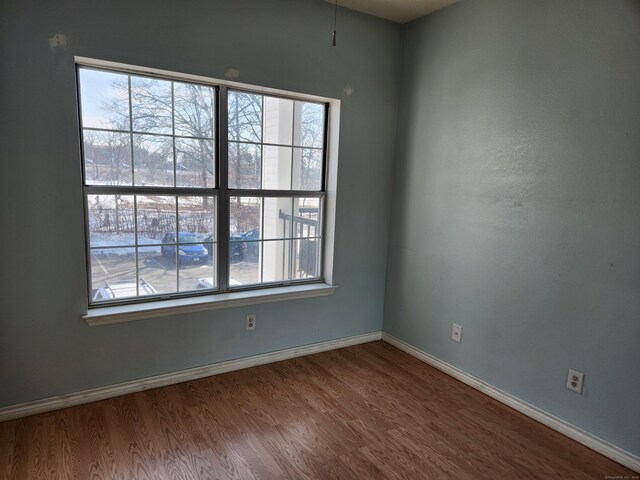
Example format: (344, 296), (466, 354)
(78, 62), (330, 307)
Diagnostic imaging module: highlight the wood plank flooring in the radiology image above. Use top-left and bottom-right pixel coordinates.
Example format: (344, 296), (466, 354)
(0, 341), (635, 479)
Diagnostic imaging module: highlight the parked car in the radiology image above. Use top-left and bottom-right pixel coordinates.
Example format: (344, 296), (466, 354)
(233, 228), (260, 259)
(230, 232), (250, 261)
(195, 278), (214, 289)
(195, 278), (241, 289)
(240, 228), (260, 241)
(92, 278), (157, 301)
(161, 232), (209, 265)
(203, 234), (248, 262)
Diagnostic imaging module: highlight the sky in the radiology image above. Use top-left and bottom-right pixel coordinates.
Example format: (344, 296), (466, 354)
(78, 67), (130, 129)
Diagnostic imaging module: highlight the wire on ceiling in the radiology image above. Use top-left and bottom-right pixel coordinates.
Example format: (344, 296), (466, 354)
(332, 0), (338, 46)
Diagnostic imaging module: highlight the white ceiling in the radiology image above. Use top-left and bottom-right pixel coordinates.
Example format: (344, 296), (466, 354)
(325, 0), (459, 24)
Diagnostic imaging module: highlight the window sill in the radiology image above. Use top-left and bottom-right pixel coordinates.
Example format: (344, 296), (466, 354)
(83, 283), (337, 327)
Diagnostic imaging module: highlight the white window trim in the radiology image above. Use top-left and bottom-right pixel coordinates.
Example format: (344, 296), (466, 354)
(76, 57), (341, 325)
(83, 283), (337, 326)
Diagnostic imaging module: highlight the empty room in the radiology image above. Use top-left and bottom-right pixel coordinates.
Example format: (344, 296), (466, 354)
(1, 0), (639, 478)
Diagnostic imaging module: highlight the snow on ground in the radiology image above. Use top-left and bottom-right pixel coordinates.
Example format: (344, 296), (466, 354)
(90, 234), (161, 255)
(90, 233), (211, 255)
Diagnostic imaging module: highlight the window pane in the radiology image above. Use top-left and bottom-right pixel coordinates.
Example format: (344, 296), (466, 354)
(263, 96), (293, 145)
(230, 242), (261, 286)
(138, 246), (176, 295)
(175, 137), (215, 187)
(293, 238), (321, 279)
(175, 192), (215, 289)
(229, 195), (260, 283)
(79, 68), (130, 130)
(292, 148), (322, 191)
(174, 82), (214, 138)
(136, 195), (176, 245)
(179, 249), (215, 292)
(262, 240), (292, 283)
(131, 76), (172, 135)
(229, 142), (261, 189)
(245, 239), (260, 262)
(189, 242), (216, 292)
(178, 196), (215, 241)
(88, 195), (135, 248)
(83, 130), (132, 185)
(293, 197), (322, 238)
(228, 91), (262, 143)
(230, 196), (261, 237)
(263, 197), (292, 240)
(133, 134), (174, 186)
(294, 101), (325, 148)
(90, 248), (137, 302)
(262, 146), (292, 190)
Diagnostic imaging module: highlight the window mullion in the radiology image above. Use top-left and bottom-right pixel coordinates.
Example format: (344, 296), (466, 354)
(133, 195), (140, 297)
(171, 82), (179, 294)
(322, 103), (330, 191)
(218, 86), (230, 291)
(172, 82), (177, 189)
(260, 95), (265, 284)
(290, 102), (295, 190)
(127, 75), (139, 297)
(226, 189), (326, 197)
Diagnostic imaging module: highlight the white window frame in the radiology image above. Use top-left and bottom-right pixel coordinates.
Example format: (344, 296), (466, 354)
(76, 57), (339, 326)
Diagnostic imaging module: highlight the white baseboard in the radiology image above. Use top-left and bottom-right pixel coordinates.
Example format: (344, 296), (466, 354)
(4, 330), (636, 473)
(381, 332), (640, 473)
(0, 331), (382, 423)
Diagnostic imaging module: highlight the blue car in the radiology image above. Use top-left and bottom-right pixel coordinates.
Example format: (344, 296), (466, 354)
(204, 234), (247, 262)
(235, 228), (260, 259)
(161, 232), (209, 265)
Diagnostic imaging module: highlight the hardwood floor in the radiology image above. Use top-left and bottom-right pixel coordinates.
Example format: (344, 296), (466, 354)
(0, 341), (635, 479)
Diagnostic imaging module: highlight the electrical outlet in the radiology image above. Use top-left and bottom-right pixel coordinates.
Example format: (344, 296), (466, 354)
(245, 314), (256, 331)
(451, 323), (463, 343)
(566, 369), (584, 394)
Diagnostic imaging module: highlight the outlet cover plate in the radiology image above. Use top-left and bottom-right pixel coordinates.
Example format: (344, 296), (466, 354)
(567, 369), (584, 394)
(245, 314), (256, 331)
(451, 323), (463, 343)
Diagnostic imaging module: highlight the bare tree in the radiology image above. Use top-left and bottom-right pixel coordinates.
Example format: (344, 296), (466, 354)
(228, 91), (262, 189)
(88, 78), (322, 239)
(83, 129), (131, 185)
(299, 103), (324, 189)
(101, 76), (215, 189)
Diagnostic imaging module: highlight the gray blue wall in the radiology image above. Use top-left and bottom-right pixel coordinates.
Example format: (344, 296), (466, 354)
(384, 0), (640, 454)
(0, 0), (399, 406)
(2, 0), (638, 459)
